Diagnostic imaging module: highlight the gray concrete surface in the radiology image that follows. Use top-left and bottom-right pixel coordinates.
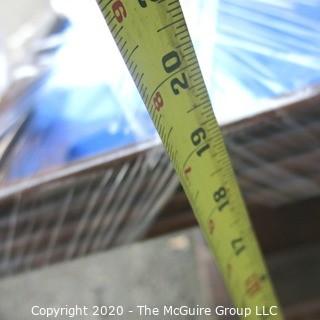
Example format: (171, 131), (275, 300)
(0, 228), (214, 320)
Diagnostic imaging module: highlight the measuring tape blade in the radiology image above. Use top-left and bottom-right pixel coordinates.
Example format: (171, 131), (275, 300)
(97, 0), (283, 318)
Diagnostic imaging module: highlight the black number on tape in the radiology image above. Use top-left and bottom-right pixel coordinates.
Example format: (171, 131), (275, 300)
(191, 128), (210, 157)
(214, 187), (229, 211)
(138, 0), (158, 8)
(162, 50), (189, 95)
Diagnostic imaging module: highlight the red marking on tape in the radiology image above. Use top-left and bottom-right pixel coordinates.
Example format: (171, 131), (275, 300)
(245, 274), (262, 297)
(154, 91), (164, 112)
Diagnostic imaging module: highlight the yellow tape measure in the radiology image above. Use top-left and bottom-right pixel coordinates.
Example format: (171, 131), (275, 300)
(97, 0), (283, 318)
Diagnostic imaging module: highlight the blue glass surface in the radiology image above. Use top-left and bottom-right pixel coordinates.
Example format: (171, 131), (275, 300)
(6, 0), (320, 180)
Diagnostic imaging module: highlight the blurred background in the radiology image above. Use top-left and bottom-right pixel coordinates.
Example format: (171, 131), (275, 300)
(0, 0), (319, 319)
